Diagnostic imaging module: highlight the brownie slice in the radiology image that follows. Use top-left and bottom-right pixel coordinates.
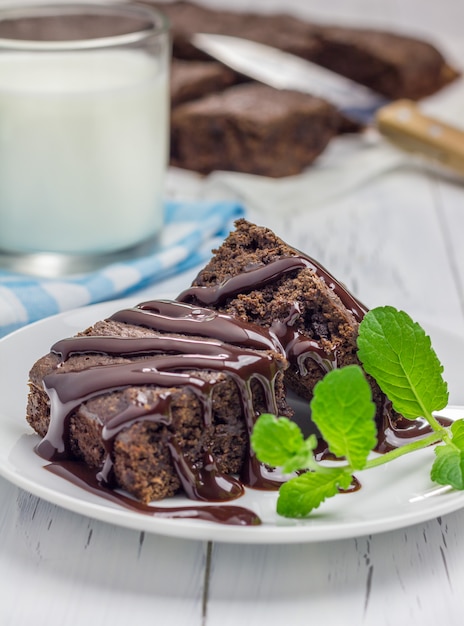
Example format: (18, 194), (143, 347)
(177, 219), (394, 434)
(147, 1), (459, 100)
(27, 301), (289, 503)
(170, 82), (341, 177)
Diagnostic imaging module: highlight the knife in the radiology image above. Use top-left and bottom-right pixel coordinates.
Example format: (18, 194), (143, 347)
(192, 33), (464, 176)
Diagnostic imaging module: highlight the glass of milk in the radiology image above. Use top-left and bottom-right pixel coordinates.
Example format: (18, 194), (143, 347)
(0, 3), (170, 276)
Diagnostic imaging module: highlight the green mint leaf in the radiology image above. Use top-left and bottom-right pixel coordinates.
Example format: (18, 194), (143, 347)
(310, 365), (377, 470)
(277, 470), (352, 518)
(450, 420), (464, 450)
(251, 413), (316, 471)
(431, 444), (464, 489)
(280, 435), (319, 475)
(357, 306), (448, 420)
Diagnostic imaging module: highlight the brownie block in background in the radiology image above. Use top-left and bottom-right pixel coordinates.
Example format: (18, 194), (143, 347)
(170, 83), (344, 177)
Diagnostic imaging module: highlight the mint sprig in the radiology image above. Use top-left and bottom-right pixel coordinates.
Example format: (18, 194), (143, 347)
(251, 305), (463, 518)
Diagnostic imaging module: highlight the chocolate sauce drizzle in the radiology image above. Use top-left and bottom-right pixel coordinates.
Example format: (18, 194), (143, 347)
(45, 461), (260, 526)
(270, 303), (338, 377)
(178, 254), (367, 381)
(37, 299), (288, 525)
(177, 255), (368, 322)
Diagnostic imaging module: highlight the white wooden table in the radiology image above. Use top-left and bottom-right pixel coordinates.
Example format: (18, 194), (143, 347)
(1, 1), (464, 624)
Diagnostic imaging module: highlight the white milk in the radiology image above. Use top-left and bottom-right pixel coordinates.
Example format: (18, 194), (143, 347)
(0, 49), (169, 254)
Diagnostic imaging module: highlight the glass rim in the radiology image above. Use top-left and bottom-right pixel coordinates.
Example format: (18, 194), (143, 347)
(0, 2), (169, 51)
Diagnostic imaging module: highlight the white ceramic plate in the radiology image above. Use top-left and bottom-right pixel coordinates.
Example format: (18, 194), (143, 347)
(0, 298), (464, 544)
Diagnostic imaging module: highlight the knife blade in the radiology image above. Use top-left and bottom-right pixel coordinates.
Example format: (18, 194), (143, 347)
(192, 33), (464, 177)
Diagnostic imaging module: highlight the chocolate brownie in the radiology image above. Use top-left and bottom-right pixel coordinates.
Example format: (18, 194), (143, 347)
(170, 82), (342, 177)
(171, 58), (239, 107)
(178, 219), (399, 437)
(147, 1), (458, 100)
(307, 26), (459, 101)
(27, 300), (289, 502)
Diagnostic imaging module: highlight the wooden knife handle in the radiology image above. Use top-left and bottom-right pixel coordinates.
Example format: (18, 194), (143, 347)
(376, 99), (464, 176)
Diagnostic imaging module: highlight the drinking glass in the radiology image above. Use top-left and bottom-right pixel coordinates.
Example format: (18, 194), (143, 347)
(0, 3), (170, 276)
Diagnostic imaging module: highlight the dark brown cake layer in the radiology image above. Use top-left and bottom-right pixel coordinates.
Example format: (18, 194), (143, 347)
(150, 1), (459, 100)
(27, 301), (289, 503)
(170, 83), (341, 177)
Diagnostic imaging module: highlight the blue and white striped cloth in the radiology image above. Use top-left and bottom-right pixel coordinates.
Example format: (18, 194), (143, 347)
(0, 199), (245, 338)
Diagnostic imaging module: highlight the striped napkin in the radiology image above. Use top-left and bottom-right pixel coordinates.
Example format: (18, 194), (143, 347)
(0, 198), (244, 338)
